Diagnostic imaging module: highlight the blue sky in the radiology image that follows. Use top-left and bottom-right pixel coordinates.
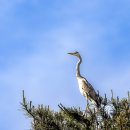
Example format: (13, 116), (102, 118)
(0, 0), (130, 130)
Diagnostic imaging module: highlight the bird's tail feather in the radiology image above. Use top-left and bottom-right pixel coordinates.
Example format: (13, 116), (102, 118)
(96, 96), (102, 108)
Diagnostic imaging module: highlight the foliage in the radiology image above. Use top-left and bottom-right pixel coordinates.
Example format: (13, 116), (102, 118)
(21, 90), (130, 130)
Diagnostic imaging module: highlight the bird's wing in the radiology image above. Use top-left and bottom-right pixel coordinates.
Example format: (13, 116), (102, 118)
(82, 78), (98, 100)
(82, 78), (95, 92)
(82, 78), (102, 107)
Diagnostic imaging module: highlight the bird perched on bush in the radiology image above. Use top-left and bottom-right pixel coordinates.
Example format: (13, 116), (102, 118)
(68, 51), (102, 108)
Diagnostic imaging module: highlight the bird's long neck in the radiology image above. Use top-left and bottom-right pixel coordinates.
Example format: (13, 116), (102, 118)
(76, 55), (82, 77)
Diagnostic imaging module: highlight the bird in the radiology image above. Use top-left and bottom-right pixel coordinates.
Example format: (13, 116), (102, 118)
(68, 51), (102, 107)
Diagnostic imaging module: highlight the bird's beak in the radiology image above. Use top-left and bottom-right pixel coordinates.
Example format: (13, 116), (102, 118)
(67, 52), (74, 55)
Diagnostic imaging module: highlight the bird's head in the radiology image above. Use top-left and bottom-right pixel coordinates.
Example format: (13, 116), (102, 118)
(67, 51), (80, 58)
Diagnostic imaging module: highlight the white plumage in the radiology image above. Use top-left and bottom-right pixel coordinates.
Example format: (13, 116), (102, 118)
(77, 77), (85, 96)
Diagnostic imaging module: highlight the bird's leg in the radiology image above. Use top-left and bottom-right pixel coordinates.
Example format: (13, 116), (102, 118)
(85, 93), (89, 110)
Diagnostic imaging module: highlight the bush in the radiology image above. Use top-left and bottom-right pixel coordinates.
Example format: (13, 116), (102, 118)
(21, 90), (130, 130)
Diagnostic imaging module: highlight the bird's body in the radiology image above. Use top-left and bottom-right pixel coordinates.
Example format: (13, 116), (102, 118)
(77, 76), (90, 97)
(68, 51), (102, 107)
(77, 76), (101, 106)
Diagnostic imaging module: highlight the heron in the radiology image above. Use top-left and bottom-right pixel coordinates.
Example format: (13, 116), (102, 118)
(68, 51), (102, 108)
